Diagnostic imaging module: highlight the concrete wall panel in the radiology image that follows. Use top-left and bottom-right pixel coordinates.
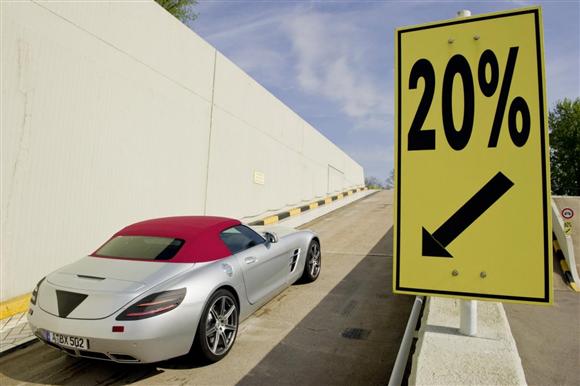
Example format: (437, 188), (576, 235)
(38, 0), (217, 102)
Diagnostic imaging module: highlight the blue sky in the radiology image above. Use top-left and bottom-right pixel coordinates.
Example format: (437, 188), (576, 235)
(189, 1), (579, 182)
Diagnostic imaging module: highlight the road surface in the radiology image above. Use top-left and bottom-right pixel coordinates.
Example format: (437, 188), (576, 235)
(504, 260), (580, 386)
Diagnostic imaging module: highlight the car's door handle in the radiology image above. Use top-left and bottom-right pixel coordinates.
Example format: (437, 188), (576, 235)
(244, 256), (257, 264)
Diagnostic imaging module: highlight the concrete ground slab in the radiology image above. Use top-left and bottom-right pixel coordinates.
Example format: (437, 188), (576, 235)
(410, 297), (526, 386)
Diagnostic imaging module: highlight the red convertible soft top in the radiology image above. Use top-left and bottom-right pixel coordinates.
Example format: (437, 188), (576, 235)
(93, 216), (241, 263)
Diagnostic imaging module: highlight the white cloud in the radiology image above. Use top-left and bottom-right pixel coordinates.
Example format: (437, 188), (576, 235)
(194, 8), (290, 85)
(546, 52), (580, 107)
(346, 143), (395, 179)
(199, 7), (285, 44)
(230, 47), (287, 83)
(196, 6), (394, 132)
(282, 9), (392, 131)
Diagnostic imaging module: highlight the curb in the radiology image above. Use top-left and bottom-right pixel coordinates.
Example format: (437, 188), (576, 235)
(248, 187), (367, 226)
(409, 297), (527, 385)
(0, 337), (37, 357)
(0, 294), (31, 320)
(388, 296), (425, 385)
(553, 236), (579, 292)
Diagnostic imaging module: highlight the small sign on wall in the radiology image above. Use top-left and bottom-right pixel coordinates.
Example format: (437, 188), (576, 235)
(254, 171), (265, 185)
(561, 208), (574, 220)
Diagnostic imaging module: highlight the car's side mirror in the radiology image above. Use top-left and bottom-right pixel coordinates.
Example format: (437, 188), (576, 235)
(263, 231), (278, 244)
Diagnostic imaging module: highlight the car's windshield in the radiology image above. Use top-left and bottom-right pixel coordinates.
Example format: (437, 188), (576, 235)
(94, 236), (184, 260)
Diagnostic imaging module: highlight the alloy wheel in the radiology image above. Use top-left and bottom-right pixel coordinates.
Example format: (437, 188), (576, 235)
(205, 295), (238, 356)
(308, 242), (321, 278)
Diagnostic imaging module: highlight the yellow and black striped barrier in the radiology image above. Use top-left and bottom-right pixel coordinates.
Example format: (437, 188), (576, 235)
(553, 235), (578, 292)
(249, 187), (368, 226)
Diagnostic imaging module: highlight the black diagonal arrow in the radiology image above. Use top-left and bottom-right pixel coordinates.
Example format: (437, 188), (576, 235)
(422, 172), (514, 258)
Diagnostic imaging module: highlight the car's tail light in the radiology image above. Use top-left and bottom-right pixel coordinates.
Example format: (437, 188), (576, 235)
(116, 288), (186, 320)
(30, 277), (46, 305)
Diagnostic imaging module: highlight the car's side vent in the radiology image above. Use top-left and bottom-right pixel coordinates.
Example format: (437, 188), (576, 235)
(289, 249), (300, 272)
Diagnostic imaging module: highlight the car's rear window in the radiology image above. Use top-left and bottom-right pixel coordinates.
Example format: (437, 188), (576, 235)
(94, 236), (184, 260)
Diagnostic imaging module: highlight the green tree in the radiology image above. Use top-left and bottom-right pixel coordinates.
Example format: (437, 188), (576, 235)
(155, 0), (198, 23)
(385, 169), (395, 189)
(365, 176), (384, 190)
(549, 98), (580, 195)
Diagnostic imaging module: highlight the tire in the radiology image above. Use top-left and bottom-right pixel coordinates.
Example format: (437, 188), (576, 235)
(194, 289), (239, 363)
(300, 239), (321, 283)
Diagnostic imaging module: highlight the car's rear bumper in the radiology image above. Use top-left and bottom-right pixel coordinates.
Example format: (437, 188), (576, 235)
(27, 302), (201, 363)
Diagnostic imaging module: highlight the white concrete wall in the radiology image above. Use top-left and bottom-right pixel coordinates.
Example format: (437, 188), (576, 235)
(1, 0), (364, 300)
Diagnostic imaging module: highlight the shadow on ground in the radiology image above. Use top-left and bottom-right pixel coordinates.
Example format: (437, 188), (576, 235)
(236, 227), (415, 386)
(0, 335), (224, 385)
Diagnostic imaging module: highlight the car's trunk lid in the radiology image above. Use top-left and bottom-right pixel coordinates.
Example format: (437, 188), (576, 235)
(39, 256), (193, 319)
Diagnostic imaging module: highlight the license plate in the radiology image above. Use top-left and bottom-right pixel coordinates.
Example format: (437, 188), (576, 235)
(45, 331), (89, 350)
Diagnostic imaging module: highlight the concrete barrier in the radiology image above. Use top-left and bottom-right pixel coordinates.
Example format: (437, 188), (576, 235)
(551, 197), (580, 288)
(409, 297), (526, 386)
(247, 187), (368, 226)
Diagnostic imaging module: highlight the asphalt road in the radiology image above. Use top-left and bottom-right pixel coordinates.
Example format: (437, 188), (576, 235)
(0, 190), (414, 385)
(504, 261), (580, 386)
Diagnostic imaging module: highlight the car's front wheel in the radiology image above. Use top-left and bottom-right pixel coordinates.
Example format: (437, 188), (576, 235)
(194, 289), (238, 363)
(300, 239), (321, 283)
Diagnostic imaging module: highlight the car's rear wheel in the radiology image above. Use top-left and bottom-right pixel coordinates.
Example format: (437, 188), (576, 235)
(194, 289), (238, 363)
(300, 239), (321, 283)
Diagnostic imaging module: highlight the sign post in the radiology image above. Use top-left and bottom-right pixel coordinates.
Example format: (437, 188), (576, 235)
(460, 298), (477, 335)
(394, 7), (552, 307)
(457, 9), (477, 337)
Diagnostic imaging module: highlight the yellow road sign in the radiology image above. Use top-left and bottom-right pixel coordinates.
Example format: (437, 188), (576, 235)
(394, 7), (552, 304)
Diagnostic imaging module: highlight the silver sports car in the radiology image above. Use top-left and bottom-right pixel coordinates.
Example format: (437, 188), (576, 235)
(27, 216), (321, 363)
